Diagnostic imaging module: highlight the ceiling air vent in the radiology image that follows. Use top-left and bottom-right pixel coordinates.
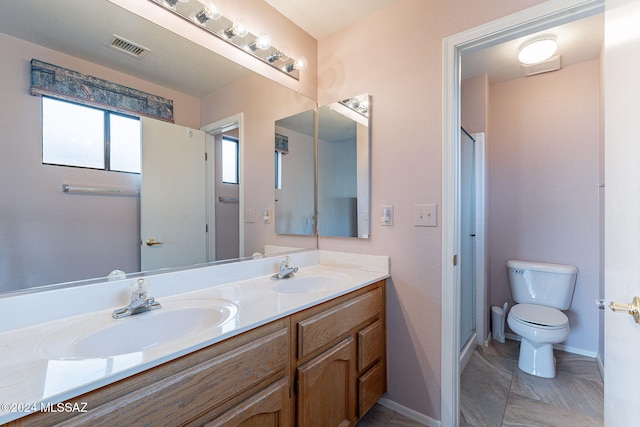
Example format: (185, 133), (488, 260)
(107, 35), (150, 59)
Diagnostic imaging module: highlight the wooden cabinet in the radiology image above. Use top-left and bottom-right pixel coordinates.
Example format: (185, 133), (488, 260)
(11, 320), (291, 427)
(11, 280), (386, 427)
(292, 280), (387, 426)
(296, 337), (356, 426)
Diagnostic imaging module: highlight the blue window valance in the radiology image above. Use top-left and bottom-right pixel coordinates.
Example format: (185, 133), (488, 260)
(275, 133), (289, 154)
(30, 59), (174, 122)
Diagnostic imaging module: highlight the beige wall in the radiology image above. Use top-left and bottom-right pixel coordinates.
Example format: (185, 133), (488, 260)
(317, 0), (547, 419)
(488, 60), (601, 353)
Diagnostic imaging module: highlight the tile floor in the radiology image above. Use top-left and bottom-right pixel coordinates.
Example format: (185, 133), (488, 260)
(356, 403), (425, 427)
(356, 339), (604, 427)
(460, 339), (604, 427)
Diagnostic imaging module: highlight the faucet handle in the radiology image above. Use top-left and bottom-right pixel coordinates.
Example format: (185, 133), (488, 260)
(130, 278), (148, 294)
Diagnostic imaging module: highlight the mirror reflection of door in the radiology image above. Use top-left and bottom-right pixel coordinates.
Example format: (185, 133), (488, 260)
(214, 131), (240, 261)
(140, 118), (207, 271)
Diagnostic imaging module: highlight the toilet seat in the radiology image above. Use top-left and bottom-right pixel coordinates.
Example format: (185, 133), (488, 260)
(510, 303), (568, 330)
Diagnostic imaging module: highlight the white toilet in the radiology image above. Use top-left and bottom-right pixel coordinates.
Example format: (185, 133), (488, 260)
(506, 259), (578, 378)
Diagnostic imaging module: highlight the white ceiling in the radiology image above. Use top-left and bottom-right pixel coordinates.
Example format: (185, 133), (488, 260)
(264, 0), (603, 83)
(462, 13), (603, 83)
(0, 0), (604, 97)
(264, 0), (404, 40)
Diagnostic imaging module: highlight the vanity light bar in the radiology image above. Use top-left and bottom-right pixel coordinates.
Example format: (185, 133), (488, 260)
(149, 0), (303, 80)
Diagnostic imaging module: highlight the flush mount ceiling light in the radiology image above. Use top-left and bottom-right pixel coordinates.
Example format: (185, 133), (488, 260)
(150, 0), (305, 80)
(518, 36), (558, 64)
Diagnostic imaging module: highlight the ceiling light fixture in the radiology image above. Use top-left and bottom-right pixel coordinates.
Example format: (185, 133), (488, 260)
(151, 0), (304, 80)
(518, 36), (558, 64)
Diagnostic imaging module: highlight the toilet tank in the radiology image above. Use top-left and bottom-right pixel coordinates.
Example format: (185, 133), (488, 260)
(507, 260), (578, 310)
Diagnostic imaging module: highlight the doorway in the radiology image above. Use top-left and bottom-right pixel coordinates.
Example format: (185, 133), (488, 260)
(441, 1), (604, 425)
(202, 113), (245, 262)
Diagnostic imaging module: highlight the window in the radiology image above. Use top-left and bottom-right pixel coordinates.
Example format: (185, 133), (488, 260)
(42, 96), (141, 173)
(222, 136), (239, 184)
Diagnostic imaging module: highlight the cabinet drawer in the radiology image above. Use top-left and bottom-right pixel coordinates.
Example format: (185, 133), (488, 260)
(358, 362), (385, 418)
(297, 287), (382, 358)
(57, 328), (289, 427)
(357, 319), (384, 372)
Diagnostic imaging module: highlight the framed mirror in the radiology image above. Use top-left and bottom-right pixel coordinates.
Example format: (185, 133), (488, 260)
(317, 94), (371, 238)
(274, 109), (316, 236)
(0, 0), (317, 294)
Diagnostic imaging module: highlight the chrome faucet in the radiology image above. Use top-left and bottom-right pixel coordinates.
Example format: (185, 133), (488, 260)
(112, 278), (161, 319)
(271, 256), (299, 280)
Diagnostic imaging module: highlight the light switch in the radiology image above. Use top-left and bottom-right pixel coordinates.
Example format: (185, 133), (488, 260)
(245, 208), (256, 223)
(414, 204), (437, 227)
(262, 208), (271, 223)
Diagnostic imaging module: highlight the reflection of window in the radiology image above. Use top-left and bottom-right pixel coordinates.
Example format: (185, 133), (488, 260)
(42, 96), (140, 173)
(222, 136), (239, 184)
(274, 151), (282, 189)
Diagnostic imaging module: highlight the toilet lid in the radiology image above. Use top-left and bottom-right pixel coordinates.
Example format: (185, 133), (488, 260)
(510, 304), (568, 328)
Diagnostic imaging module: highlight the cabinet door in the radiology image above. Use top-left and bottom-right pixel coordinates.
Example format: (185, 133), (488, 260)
(205, 378), (290, 427)
(296, 337), (356, 427)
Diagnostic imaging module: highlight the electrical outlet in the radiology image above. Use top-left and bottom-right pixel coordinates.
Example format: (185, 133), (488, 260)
(414, 204), (437, 227)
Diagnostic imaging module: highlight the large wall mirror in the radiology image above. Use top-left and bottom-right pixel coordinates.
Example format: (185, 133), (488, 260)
(317, 94), (371, 238)
(0, 0), (317, 294)
(274, 110), (316, 236)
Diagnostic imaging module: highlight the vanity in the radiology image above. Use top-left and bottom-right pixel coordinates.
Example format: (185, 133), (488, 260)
(0, 250), (388, 426)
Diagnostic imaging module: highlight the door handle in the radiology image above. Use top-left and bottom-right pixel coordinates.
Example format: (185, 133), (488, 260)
(146, 238), (164, 246)
(609, 296), (640, 323)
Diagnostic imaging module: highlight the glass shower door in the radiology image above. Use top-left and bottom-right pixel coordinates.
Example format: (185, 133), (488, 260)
(460, 128), (476, 350)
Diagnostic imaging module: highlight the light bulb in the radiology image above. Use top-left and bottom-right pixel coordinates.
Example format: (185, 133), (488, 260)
(249, 33), (271, 51)
(295, 56), (308, 70)
(193, 2), (220, 25)
(225, 19), (248, 38)
(267, 47), (289, 63)
(518, 37), (557, 64)
(286, 56), (308, 72)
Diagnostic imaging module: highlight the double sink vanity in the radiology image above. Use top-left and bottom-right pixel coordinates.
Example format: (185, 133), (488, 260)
(0, 250), (389, 426)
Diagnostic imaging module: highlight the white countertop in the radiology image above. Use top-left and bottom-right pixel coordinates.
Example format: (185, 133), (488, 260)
(0, 250), (389, 423)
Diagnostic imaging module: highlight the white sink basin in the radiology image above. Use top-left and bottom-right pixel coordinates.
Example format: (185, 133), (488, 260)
(271, 276), (340, 294)
(40, 299), (238, 359)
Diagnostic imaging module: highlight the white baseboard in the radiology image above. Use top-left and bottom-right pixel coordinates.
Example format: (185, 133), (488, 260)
(377, 398), (439, 427)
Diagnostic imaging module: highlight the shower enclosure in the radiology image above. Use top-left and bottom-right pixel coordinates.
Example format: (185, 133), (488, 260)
(460, 127), (477, 352)
(459, 127), (486, 370)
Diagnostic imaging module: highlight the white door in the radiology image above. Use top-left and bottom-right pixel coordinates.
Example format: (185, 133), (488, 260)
(604, 0), (640, 423)
(140, 118), (207, 271)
